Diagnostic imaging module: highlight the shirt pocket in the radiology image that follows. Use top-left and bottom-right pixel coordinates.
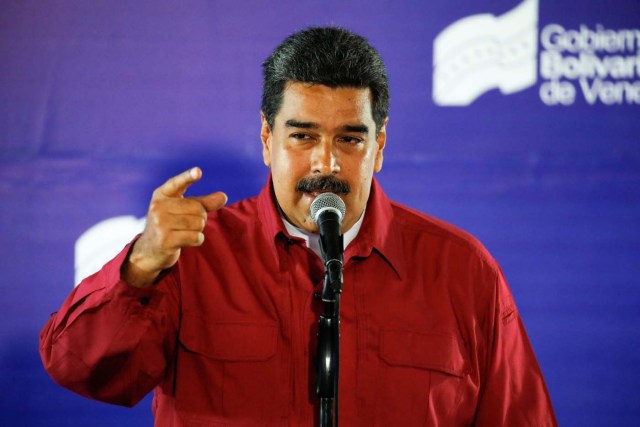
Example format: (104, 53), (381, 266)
(180, 318), (278, 361)
(177, 315), (285, 422)
(374, 329), (469, 426)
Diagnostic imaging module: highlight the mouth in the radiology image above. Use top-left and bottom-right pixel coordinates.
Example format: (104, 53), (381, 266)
(301, 190), (344, 205)
(308, 190), (333, 197)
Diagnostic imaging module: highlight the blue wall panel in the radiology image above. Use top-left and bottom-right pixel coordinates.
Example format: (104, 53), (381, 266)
(1, 0), (639, 425)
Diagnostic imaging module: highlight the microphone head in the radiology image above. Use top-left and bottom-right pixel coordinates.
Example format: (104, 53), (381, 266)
(310, 192), (346, 224)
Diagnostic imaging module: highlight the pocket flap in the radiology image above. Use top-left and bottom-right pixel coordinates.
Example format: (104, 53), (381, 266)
(180, 315), (278, 362)
(380, 329), (468, 377)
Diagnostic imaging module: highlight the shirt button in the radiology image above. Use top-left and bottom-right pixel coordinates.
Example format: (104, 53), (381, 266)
(140, 296), (150, 306)
(284, 239), (294, 251)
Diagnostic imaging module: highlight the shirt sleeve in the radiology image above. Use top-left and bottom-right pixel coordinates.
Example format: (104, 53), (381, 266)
(39, 241), (180, 407)
(474, 268), (558, 426)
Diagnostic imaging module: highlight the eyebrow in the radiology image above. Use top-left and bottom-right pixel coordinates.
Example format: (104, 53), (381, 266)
(285, 119), (369, 135)
(285, 119), (319, 129)
(342, 124), (369, 135)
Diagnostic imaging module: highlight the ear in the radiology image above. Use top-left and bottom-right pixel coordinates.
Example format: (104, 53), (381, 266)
(373, 117), (388, 173)
(260, 111), (272, 168)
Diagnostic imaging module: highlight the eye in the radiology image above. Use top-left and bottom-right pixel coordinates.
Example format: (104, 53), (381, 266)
(290, 133), (311, 140)
(339, 136), (364, 145)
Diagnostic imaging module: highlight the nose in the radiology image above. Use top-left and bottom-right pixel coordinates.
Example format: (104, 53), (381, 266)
(310, 140), (340, 175)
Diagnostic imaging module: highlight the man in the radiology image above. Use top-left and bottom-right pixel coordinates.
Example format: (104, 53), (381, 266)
(40, 27), (557, 426)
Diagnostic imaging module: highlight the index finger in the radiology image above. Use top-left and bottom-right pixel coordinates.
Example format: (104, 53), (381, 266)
(158, 167), (202, 198)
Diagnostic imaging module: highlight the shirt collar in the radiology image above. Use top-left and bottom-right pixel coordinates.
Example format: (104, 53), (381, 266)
(346, 178), (405, 279)
(257, 174), (287, 242)
(257, 175), (405, 279)
(281, 207), (366, 258)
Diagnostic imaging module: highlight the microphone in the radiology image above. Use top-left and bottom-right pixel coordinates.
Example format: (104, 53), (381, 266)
(310, 193), (346, 267)
(311, 193), (345, 423)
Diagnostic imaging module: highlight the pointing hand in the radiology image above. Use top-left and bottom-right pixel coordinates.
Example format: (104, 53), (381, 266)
(122, 167), (227, 287)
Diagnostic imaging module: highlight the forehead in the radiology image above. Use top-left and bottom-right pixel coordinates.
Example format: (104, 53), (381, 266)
(276, 82), (374, 126)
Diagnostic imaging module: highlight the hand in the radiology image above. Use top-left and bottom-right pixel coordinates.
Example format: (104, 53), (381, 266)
(122, 167), (227, 287)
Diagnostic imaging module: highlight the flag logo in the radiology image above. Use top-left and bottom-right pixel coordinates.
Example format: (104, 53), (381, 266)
(433, 0), (539, 106)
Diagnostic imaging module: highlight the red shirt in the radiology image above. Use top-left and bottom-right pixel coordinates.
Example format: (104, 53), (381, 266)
(40, 178), (557, 426)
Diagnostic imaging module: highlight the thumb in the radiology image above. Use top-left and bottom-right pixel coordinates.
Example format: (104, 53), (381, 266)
(193, 191), (228, 212)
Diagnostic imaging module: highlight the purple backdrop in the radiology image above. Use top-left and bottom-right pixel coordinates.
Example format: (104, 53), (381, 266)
(1, 0), (639, 425)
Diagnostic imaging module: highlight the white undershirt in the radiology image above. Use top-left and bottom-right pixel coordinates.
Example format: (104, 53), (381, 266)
(281, 209), (365, 259)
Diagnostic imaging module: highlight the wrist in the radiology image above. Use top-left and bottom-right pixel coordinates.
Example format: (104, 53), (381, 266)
(121, 242), (162, 287)
(121, 259), (161, 288)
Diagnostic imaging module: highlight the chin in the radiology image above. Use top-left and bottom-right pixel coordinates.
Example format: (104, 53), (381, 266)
(303, 220), (319, 233)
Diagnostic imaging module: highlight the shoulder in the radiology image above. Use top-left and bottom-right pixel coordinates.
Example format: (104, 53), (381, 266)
(183, 195), (263, 259)
(206, 195), (260, 230)
(390, 200), (501, 276)
(388, 201), (512, 319)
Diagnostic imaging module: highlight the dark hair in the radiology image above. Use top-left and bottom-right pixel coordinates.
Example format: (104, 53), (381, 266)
(261, 27), (389, 134)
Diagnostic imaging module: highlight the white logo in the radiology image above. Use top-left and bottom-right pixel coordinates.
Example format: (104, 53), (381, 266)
(433, 0), (539, 106)
(74, 216), (145, 286)
(539, 24), (640, 105)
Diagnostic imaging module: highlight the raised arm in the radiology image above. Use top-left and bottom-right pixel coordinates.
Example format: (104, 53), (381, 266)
(40, 167), (226, 406)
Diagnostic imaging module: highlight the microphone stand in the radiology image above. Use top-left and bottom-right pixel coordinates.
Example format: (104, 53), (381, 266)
(316, 234), (343, 427)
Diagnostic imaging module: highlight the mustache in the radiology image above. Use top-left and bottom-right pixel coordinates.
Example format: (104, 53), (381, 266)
(296, 175), (351, 195)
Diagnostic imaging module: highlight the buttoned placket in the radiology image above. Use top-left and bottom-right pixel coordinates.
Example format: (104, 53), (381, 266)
(276, 233), (326, 423)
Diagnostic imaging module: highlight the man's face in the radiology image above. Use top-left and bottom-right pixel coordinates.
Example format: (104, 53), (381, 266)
(260, 82), (387, 233)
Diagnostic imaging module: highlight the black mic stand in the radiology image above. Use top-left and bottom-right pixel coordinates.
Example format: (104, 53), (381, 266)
(316, 230), (343, 427)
